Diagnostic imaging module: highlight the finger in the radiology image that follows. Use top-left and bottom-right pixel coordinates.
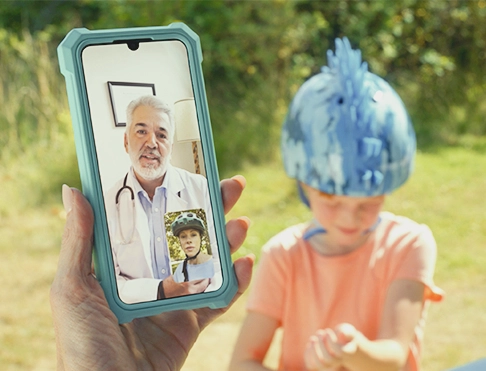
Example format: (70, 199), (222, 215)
(56, 185), (95, 279)
(334, 323), (355, 344)
(313, 330), (338, 364)
(304, 336), (320, 370)
(220, 175), (246, 214)
(190, 278), (209, 294)
(196, 278), (210, 288)
(232, 254), (254, 296)
(334, 324), (359, 355)
(225, 216), (251, 254)
(322, 330), (343, 360)
(212, 255), (254, 316)
(195, 254), (254, 329)
(308, 334), (336, 370)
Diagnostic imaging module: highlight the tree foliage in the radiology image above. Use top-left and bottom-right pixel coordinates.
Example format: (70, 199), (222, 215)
(1, 0), (485, 180)
(287, 0), (486, 145)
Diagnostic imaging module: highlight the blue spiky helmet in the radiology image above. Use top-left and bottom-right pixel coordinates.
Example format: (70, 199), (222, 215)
(281, 37), (416, 197)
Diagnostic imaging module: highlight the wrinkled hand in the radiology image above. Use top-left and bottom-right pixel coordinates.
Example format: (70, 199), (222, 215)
(50, 175), (254, 371)
(304, 323), (360, 371)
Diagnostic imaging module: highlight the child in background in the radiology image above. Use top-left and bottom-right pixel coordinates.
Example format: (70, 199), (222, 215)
(230, 38), (443, 371)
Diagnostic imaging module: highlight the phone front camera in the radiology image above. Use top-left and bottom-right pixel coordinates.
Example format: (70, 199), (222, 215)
(127, 41), (139, 51)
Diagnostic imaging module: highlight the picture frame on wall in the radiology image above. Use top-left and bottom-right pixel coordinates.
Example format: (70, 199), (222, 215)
(107, 81), (156, 127)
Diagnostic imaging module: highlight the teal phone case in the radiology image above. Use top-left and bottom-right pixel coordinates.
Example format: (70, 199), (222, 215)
(57, 23), (237, 323)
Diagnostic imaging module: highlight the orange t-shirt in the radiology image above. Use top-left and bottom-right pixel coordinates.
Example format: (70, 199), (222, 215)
(247, 212), (443, 371)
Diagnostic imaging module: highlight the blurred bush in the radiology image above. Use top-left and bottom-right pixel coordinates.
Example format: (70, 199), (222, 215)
(0, 29), (80, 216)
(0, 0), (485, 212)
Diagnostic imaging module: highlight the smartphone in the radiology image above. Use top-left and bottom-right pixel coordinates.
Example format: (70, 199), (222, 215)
(57, 23), (237, 323)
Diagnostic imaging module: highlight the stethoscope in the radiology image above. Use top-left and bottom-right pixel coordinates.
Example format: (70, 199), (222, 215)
(115, 173), (136, 245)
(114, 172), (182, 245)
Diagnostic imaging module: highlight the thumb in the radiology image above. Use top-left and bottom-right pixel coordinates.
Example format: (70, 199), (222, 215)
(56, 185), (95, 279)
(334, 323), (356, 345)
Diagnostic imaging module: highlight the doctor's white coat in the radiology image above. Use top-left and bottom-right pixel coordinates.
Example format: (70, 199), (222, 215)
(105, 165), (220, 304)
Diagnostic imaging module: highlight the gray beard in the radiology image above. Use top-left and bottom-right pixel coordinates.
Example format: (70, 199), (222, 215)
(129, 150), (169, 181)
(133, 161), (167, 181)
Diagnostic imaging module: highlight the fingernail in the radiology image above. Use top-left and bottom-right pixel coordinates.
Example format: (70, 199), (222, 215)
(238, 216), (252, 229)
(62, 184), (73, 214)
(231, 174), (246, 189)
(247, 253), (256, 263)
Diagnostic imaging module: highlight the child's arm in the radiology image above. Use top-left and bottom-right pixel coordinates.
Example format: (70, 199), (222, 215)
(229, 311), (280, 371)
(305, 279), (425, 371)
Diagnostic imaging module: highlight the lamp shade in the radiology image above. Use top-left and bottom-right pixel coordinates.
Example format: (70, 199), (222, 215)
(174, 98), (200, 142)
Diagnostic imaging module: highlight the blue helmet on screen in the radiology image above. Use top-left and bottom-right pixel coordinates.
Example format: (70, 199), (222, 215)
(281, 37), (416, 197)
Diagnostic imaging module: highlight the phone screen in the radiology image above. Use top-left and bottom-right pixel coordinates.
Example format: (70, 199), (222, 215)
(81, 40), (222, 305)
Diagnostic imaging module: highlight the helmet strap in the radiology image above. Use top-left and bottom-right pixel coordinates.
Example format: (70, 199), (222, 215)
(182, 248), (201, 282)
(304, 217), (381, 241)
(297, 181), (310, 208)
(185, 248), (201, 261)
(298, 180), (382, 240)
(364, 216), (381, 233)
(303, 223), (327, 240)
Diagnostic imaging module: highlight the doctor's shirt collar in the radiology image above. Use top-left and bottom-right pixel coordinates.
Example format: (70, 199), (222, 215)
(129, 167), (169, 203)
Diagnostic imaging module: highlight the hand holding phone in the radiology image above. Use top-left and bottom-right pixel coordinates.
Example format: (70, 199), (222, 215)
(57, 23), (239, 323)
(51, 178), (253, 370)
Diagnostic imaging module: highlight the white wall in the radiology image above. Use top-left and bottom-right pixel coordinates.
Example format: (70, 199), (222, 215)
(81, 40), (205, 193)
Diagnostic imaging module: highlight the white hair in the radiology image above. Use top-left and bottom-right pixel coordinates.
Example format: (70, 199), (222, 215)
(125, 95), (175, 142)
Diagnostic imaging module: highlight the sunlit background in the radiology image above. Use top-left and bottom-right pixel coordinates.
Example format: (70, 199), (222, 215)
(1, 1), (485, 370)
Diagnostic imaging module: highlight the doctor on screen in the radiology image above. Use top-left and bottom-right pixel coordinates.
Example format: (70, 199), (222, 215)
(105, 95), (219, 304)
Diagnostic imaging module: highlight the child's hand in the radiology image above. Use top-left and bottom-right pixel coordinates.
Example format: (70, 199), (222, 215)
(304, 323), (360, 371)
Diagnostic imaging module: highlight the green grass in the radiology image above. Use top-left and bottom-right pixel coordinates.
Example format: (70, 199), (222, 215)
(1, 144), (486, 370)
(223, 157), (310, 261)
(0, 207), (64, 370)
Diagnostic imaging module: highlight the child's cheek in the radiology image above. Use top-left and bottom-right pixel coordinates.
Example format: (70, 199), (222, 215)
(362, 209), (381, 228)
(314, 206), (336, 227)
